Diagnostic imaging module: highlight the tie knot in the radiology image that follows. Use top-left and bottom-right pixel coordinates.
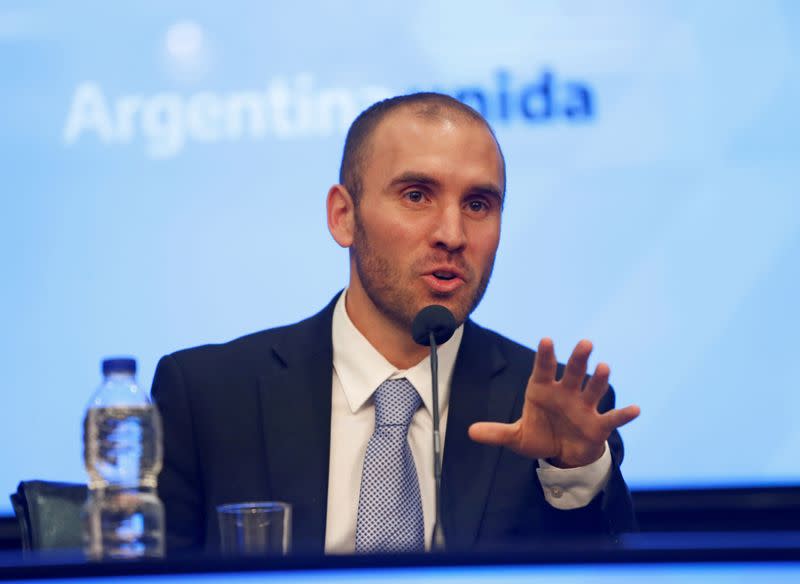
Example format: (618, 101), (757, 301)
(373, 378), (421, 428)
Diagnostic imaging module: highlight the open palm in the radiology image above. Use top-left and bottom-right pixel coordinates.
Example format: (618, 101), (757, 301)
(469, 338), (640, 468)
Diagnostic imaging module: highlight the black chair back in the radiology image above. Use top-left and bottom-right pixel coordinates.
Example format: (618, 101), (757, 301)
(10, 481), (87, 551)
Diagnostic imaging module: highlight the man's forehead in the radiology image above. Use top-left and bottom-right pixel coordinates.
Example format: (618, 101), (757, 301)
(365, 107), (504, 180)
(375, 105), (489, 140)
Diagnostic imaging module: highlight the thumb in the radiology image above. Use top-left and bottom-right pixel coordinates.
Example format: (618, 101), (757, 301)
(468, 421), (517, 447)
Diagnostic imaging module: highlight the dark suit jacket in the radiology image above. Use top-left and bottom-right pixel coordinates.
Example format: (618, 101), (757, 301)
(151, 294), (636, 554)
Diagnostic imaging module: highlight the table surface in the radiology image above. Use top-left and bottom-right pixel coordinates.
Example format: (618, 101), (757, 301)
(2, 531), (800, 582)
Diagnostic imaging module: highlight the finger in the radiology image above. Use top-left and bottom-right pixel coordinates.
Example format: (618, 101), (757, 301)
(600, 405), (641, 433)
(468, 421), (518, 448)
(582, 362), (610, 406)
(531, 338), (557, 383)
(561, 339), (593, 389)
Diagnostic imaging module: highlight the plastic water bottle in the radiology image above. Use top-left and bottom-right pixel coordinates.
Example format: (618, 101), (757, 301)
(83, 357), (165, 559)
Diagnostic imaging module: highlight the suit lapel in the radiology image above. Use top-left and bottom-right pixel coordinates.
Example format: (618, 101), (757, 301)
(441, 320), (519, 549)
(258, 297), (337, 554)
(255, 299), (522, 552)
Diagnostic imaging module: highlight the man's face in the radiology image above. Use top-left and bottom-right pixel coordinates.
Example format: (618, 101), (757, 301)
(349, 108), (504, 331)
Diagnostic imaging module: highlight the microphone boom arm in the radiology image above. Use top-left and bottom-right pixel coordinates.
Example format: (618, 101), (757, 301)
(411, 305), (455, 552)
(429, 331), (446, 551)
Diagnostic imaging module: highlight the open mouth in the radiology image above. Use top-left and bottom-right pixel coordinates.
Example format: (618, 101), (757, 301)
(422, 270), (465, 294)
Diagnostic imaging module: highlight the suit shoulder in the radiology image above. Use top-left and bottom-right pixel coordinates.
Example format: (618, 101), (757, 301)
(164, 295), (338, 371)
(167, 323), (283, 364)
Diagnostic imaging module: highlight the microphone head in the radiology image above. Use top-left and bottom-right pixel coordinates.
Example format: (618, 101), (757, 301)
(411, 305), (457, 346)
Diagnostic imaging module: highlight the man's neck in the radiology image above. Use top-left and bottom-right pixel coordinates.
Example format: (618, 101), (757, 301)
(343, 286), (429, 370)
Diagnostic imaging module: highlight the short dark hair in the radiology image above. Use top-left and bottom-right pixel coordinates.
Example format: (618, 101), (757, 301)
(339, 92), (505, 204)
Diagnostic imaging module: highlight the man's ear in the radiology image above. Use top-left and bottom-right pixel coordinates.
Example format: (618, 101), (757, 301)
(327, 184), (355, 248)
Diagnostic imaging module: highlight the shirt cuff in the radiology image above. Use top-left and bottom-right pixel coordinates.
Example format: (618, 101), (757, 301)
(536, 441), (612, 510)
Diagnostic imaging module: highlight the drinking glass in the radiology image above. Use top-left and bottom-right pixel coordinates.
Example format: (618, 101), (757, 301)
(216, 501), (291, 556)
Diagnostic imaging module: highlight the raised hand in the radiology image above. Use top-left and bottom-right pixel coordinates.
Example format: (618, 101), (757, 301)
(468, 338), (640, 468)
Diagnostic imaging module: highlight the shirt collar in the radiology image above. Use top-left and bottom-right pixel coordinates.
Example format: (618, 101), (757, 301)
(332, 289), (464, 417)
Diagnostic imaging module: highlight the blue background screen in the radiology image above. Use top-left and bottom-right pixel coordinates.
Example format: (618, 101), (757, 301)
(1, 1), (799, 512)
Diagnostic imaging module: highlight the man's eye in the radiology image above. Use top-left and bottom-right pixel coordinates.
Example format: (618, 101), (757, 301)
(405, 190), (424, 203)
(467, 200), (488, 212)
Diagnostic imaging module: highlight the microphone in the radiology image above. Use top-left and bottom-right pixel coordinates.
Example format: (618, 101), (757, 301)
(411, 305), (456, 552)
(412, 305), (457, 346)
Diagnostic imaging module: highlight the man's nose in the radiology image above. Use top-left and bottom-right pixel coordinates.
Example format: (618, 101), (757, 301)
(431, 203), (467, 252)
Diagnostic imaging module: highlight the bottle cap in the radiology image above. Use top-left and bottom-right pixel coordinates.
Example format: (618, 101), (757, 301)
(102, 357), (137, 376)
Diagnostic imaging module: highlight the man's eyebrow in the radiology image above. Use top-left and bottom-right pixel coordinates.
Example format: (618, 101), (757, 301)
(470, 183), (504, 202)
(388, 172), (442, 189)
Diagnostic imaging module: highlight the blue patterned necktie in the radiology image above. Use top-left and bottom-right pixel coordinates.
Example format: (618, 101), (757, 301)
(355, 377), (424, 553)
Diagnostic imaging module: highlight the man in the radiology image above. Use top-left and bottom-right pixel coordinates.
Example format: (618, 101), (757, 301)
(151, 92), (640, 555)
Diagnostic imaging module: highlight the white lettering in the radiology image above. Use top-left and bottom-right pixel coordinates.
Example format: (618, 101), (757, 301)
(63, 82), (114, 144)
(115, 96), (143, 143)
(293, 73), (314, 136)
(141, 93), (183, 159)
(186, 92), (222, 142)
(60, 76), (402, 159)
(225, 92), (267, 139)
(317, 88), (357, 135)
(266, 78), (294, 138)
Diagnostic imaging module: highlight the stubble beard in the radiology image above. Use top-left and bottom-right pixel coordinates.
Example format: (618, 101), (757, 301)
(350, 210), (495, 333)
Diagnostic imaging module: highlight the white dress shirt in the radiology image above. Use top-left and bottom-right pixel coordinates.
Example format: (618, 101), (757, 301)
(324, 291), (612, 553)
